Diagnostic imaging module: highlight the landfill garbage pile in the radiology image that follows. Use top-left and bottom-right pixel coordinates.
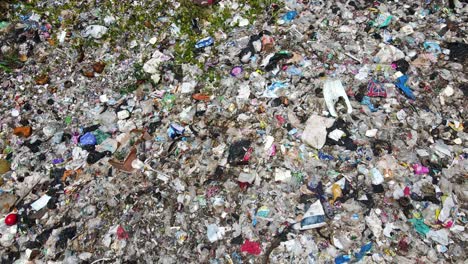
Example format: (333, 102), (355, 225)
(1, 0), (467, 263)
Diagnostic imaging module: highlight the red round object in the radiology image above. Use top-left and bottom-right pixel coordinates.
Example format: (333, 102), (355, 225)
(5, 213), (18, 226)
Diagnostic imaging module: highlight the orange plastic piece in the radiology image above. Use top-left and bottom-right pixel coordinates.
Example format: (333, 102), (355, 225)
(13, 126), (32, 138)
(192, 93), (211, 101)
(331, 183), (342, 203)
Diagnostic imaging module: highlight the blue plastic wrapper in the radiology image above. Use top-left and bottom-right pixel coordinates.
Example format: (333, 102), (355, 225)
(252, 217), (257, 227)
(195, 37), (214, 49)
(167, 124), (185, 139)
(283, 11), (298, 22)
(318, 151), (334, 160)
(52, 158), (64, 164)
(395, 75), (416, 100)
(80, 132), (97, 145)
(424, 41), (441, 54)
(300, 214), (326, 227)
(335, 255), (351, 264)
(263, 82), (288, 98)
(361, 96), (378, 112)
(286, 66), (302, 76)
(355, 242), (373, 260)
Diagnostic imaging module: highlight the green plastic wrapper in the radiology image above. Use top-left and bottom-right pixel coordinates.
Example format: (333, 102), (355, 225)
(409, 218), (430, 236)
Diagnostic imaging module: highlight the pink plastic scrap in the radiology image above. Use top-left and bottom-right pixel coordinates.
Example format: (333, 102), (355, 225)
(243, 147), (253, 162)
(412, 164), (429, 175)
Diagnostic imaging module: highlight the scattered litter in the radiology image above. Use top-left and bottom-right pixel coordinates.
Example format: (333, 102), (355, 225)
(0, 0), (466, 263)
(31, 195), (52, 211)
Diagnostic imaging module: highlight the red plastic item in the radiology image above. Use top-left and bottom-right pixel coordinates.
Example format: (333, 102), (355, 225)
(5, 213), (18, 226)
(117, 225), (129, 240)
(238, 181), (250, 190)
(403, 186), (410, 196)
(240, 239), (262, 255)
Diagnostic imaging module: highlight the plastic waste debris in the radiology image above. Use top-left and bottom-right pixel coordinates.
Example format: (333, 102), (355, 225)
(427, 229), (449, 246)
(240, 240), (262, 255)
(412, 164), (429, 175)
(13, 126), (32, 138)
(373, 13), (393, 28)
(323, 79), (352, 117)
(394, 73), (415, 100)
(231, 14), (249, 27)
(361, 96), (378, 112)
(274, 168), (292, 183)
(79, 132), (97, 146)
(439, 195), (455, 222)
(263, 82), (289, 98)
(116, 225), (129, 240)
(108, 147), (137, 173)
(408, 218), (430, 236)
(335, 254), (351, 264)
(293, 200), (326, 230)
(207, 224), (225, 243)
(261, 35), (274, 52)
(230, 66), (243, 77)
(167, 124), (185, 139)
(4, 213), (17, 226)
(354, 242), (373, 261)
(228, 140), (252, 165)
(82, 25), (108, 39)
(374, 44), (405, 63)
(301, 115), (334, 149)
(367, 79), (387, 97)
(424, 41), (442, 55)
(331, 184), (342, 203)
(365, 209), (383, 239)
(195, 37), (214, 49)
(0, 1), (466, 262)
(256, 206), (270, 218)
(279, 11), (298, 24)
(31, 195), (52, 211)
(365, 129), (378, 138)
(238, 172), (255, 185)
(262, 51), (293, 72)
